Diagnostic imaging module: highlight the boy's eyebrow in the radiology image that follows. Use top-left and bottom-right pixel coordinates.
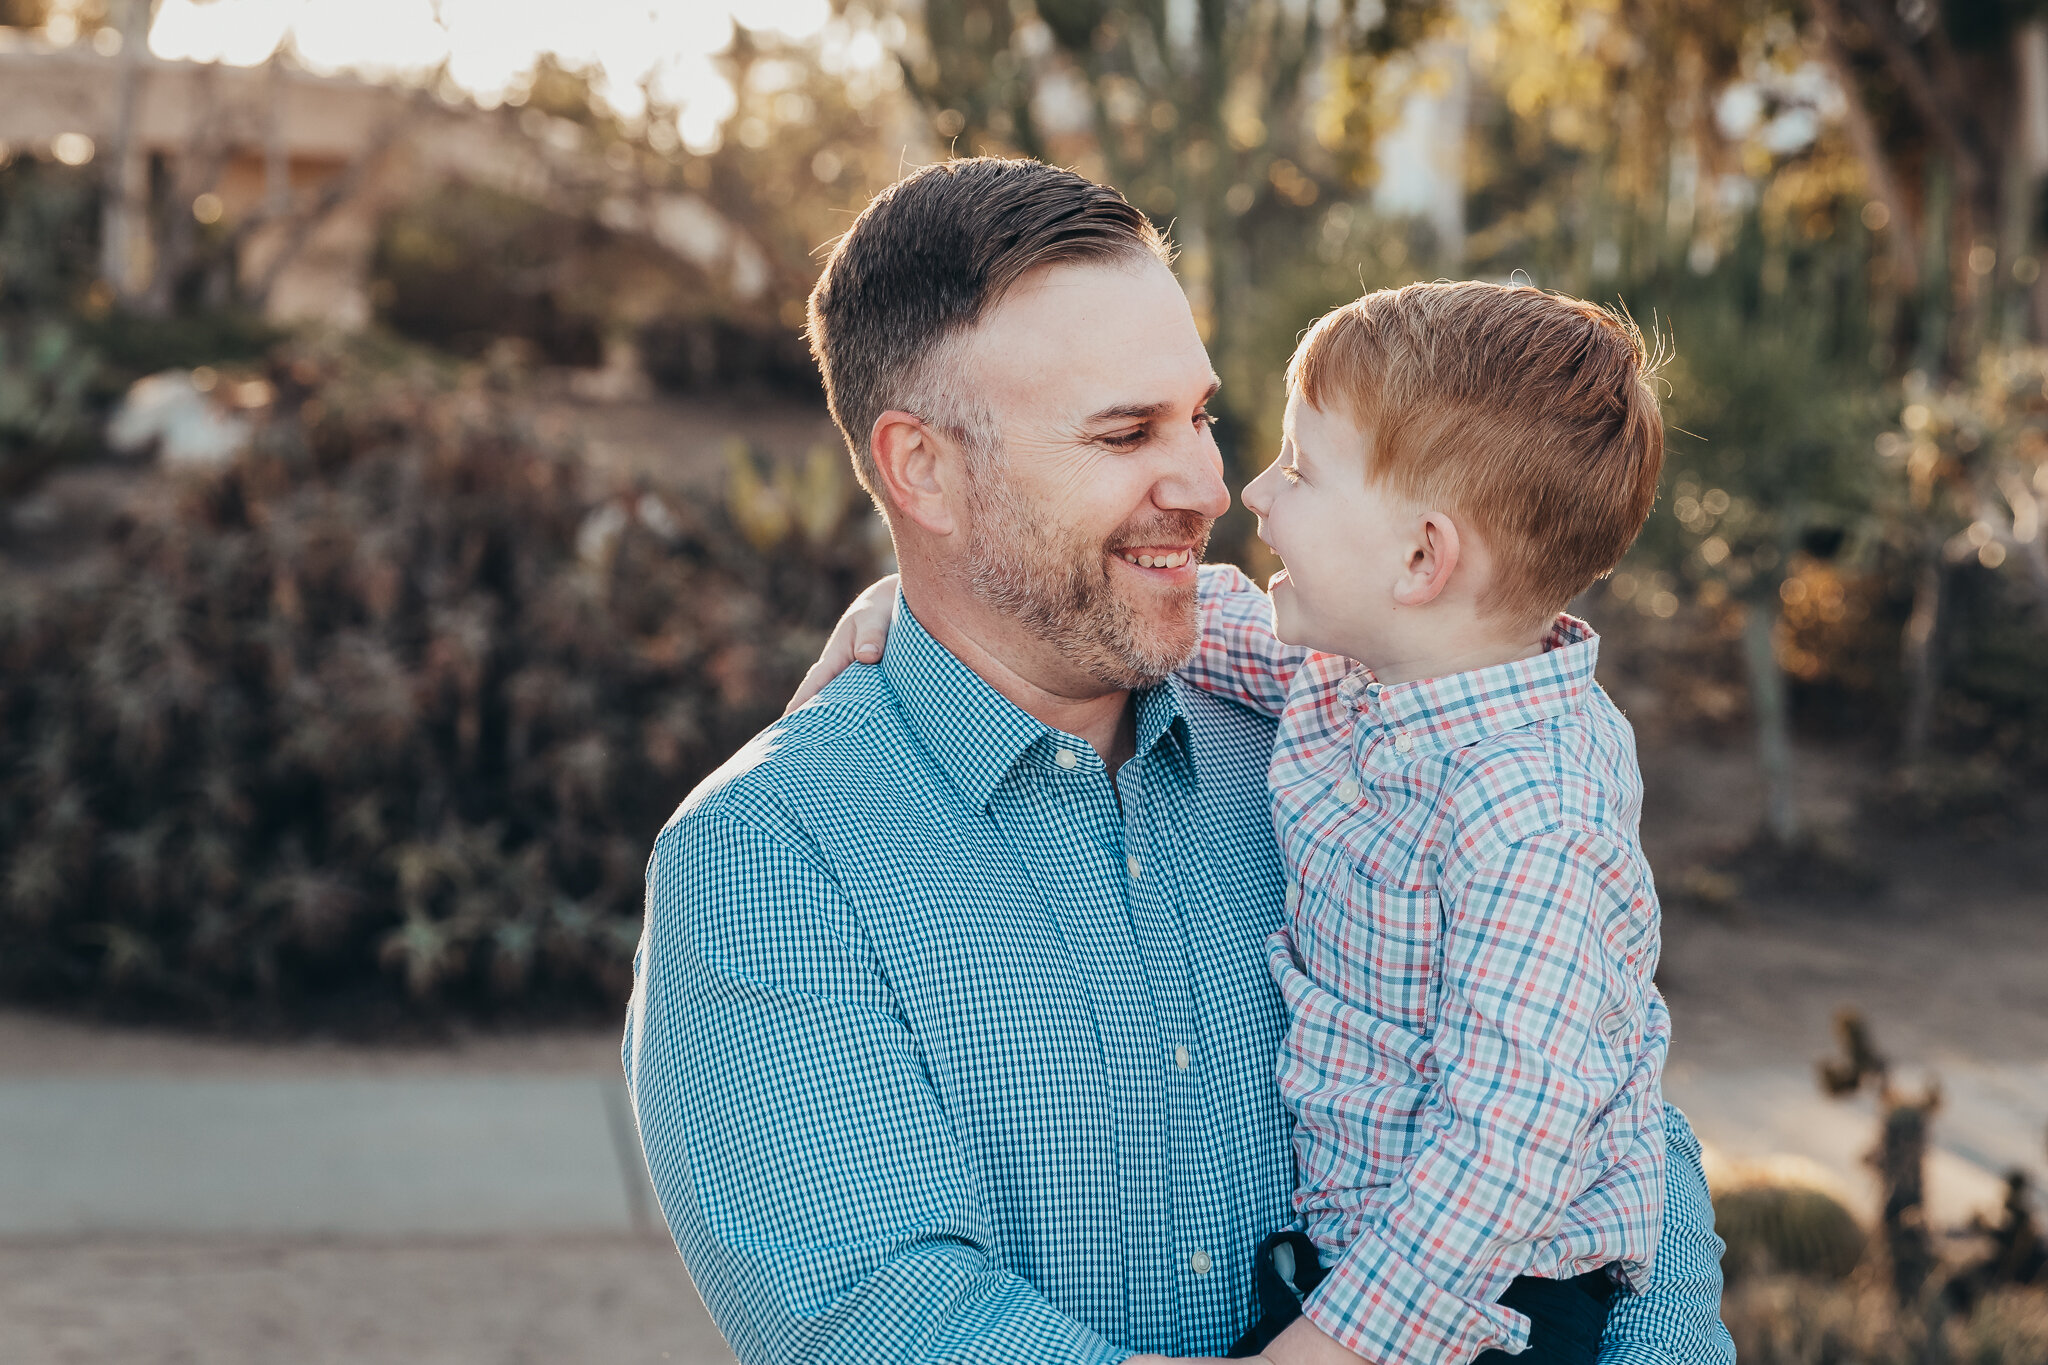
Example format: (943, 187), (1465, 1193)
(1082, 378), (1222, 426)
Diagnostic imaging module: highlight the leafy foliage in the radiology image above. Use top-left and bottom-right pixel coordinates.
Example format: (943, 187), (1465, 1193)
(0, 337), (880, 1027)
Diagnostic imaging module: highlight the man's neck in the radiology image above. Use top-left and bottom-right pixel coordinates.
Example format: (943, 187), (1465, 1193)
(901, 575), (1138, 774)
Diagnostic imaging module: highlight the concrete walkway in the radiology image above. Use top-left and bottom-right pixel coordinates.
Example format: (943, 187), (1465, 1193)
(0, 1074), (656, 1237)
(0, 1060), (2040, 1238)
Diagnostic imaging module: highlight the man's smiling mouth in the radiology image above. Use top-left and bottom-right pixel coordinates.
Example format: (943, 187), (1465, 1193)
(1115, 548), (1195, 569)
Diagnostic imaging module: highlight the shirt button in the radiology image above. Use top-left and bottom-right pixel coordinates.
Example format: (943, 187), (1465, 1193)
(1394, 735), (1414, 754)
(1334, 778), (1360, 803)
(1174, 1045), (1191, 1071)
(1190, 1249), (1212, 1275)
(1285, 885), (1301, 911)
(1127, 855), (1142, 880)
(1055, 748), (1078, 769)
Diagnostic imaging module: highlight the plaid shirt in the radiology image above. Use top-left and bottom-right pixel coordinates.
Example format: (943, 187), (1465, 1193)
(1181, 566), (1671, 1365)
(625, 591), (1729, 1365)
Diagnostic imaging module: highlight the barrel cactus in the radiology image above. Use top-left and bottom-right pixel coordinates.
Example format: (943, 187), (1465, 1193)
(1715, 1182), (1869, 1283)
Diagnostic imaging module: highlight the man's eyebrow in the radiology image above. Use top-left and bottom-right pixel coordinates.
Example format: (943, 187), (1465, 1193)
(1081, 378), (1223, 427)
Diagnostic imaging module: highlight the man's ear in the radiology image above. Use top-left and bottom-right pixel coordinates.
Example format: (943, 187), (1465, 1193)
(870, 410), (961, 536)
(1392, 509), (1461, 607)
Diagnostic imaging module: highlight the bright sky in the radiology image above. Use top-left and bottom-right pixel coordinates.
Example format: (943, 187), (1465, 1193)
(146, 0), (833, 147)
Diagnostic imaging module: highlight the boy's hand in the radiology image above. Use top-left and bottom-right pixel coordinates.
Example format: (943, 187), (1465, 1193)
(1258, 1317), (1371, 1364)
(785, 574), (900, 713)
(1120, 1317), (1369, 1365)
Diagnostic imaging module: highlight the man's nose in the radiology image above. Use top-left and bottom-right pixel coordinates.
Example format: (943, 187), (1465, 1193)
(1157, 433), (1231, 520)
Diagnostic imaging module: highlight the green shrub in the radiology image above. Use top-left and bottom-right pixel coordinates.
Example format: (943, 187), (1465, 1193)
(0, 316), (99, 495)
(0, 337), (879, 1028)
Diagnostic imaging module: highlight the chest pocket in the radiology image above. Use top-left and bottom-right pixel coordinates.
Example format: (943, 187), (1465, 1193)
(1332, 871), (1442, 1035)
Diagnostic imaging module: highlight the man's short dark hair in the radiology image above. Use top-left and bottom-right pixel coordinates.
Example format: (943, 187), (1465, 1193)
(806, 157), (1171, 501)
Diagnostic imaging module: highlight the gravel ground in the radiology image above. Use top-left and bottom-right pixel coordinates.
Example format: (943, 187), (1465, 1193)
(0, 1236), (733, 1365)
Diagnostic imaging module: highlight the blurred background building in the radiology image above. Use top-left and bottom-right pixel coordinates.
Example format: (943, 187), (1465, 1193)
(1, 1), (2046, 1362)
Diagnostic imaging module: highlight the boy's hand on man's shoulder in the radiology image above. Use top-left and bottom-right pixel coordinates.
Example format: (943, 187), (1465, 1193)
(785, 573), (900, 713)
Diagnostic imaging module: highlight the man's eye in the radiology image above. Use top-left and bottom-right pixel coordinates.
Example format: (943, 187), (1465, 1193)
(1196, 410), (1220, 431)
(1100, 428), (1148, 451)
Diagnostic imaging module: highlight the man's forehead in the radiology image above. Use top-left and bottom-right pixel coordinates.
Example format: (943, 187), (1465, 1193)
(964, 257), (1214, 409)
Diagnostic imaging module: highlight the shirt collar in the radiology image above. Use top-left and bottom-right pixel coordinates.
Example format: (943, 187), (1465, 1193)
(1354, 614), (1602, 757)
(879, 592), (1193, 812)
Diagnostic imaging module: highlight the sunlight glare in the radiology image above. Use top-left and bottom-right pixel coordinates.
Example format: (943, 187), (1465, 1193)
(146, 0), (832, 142)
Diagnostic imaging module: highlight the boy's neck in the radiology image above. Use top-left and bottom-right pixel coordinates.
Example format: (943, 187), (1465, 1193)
(1358, 618), (1554, 687)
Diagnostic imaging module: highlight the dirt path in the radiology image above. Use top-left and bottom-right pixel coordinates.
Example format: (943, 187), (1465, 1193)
(0, 1236), (731, 1365)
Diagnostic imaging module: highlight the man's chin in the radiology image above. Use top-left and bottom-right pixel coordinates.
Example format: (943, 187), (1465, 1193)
(1110, 602), (1201, 687)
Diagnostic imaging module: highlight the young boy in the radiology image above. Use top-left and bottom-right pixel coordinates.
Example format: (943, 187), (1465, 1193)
(1175, 281), (1669, 1365)
(793, 280), (1669, 1365)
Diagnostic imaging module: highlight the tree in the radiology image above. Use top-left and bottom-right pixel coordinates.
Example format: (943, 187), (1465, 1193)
(881, 0), (1449, 512)
(1803, 1), (2048, 768)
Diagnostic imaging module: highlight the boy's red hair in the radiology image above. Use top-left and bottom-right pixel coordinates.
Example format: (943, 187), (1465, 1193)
(1288, 280), (1665, 624)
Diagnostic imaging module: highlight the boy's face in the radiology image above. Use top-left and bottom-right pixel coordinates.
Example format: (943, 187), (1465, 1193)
(1241, 390), (1432, 668)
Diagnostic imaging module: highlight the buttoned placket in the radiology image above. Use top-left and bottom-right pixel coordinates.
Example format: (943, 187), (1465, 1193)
(990, 735), (1177, 1345)
(1114, 729), (1236, 1343)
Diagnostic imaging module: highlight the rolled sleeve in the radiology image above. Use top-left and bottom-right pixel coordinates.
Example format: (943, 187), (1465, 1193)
(1598, 1106), (1736, 1365)
(623, 808), (1128, 1365)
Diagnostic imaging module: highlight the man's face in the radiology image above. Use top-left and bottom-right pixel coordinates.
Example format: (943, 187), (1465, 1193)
(953, 257), (1229, 690)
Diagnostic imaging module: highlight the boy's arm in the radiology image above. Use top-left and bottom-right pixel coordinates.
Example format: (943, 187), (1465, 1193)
(789, 567), (1308, 717)
(1178, 564), (1310, 718)
(1299, 829), (1657, 1365)
(1263, 1104), (1733, 1365)
(1597, 1105), (1736, 1365)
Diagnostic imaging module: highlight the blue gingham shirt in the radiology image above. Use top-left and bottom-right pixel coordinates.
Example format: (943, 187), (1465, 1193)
(623, 596), (1733, 1364)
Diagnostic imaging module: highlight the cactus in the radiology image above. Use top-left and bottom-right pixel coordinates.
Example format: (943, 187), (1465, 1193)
(1714, 1183), (1868, 1283)
(1817, 1010), (1943, 1308)
(1946, 1167), (2048, 1312)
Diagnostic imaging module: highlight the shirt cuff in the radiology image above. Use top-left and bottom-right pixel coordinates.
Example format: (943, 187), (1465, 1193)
(1593, 1341), (1683, 1365)
(1303, 1230), (1527, 1365)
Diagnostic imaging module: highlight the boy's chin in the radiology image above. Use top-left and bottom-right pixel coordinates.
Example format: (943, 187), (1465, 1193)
(1266, 591), (1310, 649)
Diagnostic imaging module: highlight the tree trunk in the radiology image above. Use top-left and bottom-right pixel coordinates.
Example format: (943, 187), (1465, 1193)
(1742, 597), (1799, 846)
(1900, 548), (1947, 768)
(98, 0), (155, 303)
(2013, 21), (2048, 345)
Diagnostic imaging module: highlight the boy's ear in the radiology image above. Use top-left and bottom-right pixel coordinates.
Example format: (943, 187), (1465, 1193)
(1392, 510), (1461, 607)
(870, 411), (963, 536)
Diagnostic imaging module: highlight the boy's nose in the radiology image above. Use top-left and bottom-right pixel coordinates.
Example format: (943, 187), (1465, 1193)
(1242, 462), (1276, 517)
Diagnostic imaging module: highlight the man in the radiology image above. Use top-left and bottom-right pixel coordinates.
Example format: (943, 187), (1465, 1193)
(623, 157), (1734, 1365)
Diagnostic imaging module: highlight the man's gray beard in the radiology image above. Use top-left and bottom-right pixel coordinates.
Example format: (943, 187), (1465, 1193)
(964, 468), (1208, 690)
